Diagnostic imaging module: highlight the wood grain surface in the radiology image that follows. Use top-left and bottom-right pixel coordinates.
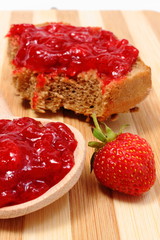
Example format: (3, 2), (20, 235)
(0, 10), (160, 240)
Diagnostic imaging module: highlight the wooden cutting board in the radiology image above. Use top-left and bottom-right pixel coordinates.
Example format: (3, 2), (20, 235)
(0, 10), (160, 240)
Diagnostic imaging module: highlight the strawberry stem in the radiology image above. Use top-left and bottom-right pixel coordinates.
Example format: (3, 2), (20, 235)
(92, 113), (106, 142)
(92, 113), (102, 132)
(88, 113), (128, 150)
(91, 113), (117, 143)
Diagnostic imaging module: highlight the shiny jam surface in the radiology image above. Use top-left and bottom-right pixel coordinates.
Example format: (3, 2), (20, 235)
(7, 23), (139, 84)
(0, 117), (77, 208)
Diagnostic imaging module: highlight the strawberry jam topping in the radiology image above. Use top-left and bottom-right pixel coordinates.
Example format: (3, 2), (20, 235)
(7, 23), (139, 84)
(0, 117), (77, 208)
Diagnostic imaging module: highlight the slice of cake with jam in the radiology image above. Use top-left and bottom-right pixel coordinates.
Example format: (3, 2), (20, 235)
(6, 22), (151, 120)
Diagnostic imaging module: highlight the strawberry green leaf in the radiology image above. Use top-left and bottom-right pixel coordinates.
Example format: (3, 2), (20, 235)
(117, 124), (130, 135)
(101, 123), (117, 142)
(88, 141), (104, 149)
(92, 128), (107, 142)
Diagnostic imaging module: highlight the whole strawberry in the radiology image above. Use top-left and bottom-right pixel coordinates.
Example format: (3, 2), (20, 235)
(88, 114), (156, 196)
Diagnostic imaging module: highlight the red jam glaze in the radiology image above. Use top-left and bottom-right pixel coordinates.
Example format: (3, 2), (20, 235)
(36, 74), (46, 88)
(7, 23), (139, 84)
(0, 117), (77, 208)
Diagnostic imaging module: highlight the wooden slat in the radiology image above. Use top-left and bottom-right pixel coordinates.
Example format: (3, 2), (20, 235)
(23, 195), (72, 240)
(0, 10), (160, 240)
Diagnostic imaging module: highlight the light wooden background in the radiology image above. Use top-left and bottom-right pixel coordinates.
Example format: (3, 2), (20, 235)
(0, 10), (160, 240)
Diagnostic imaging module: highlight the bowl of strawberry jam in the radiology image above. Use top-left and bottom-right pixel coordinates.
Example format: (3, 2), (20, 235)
(0, 117), (85, 219)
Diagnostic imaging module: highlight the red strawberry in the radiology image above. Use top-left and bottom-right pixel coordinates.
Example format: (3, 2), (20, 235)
(88, 114), (156, 196)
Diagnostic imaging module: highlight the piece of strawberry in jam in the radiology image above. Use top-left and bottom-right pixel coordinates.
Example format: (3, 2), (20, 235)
(16, 180), (49, 203)
(0, 190), (17, 208)
(0, 171), (18, 192)
(45, 122), (77, 152)
(0, 137), (21, 172)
